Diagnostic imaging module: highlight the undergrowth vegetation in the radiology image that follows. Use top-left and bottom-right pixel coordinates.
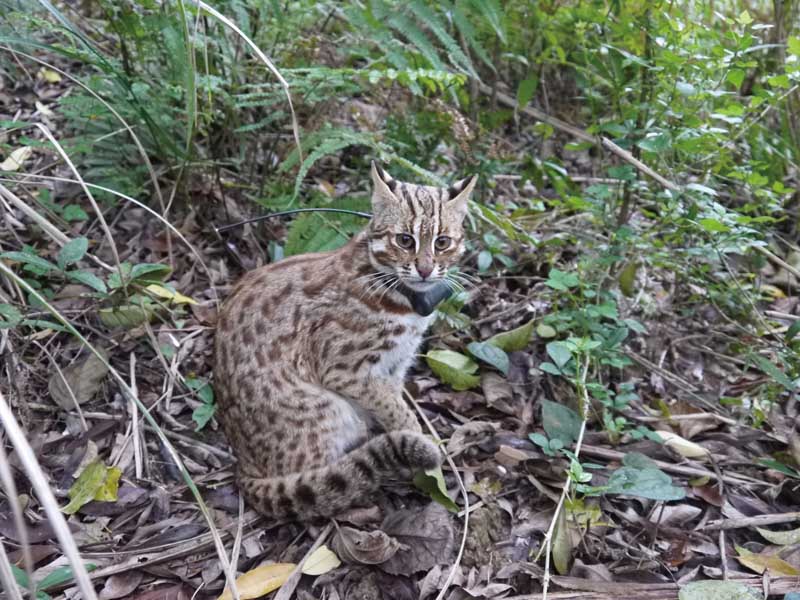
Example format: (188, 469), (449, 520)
(1, 0), (799, 598)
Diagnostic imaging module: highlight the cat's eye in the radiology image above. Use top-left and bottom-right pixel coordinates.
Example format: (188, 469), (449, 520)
(434, 236), (451, 251)
(395, 233), (415, 250)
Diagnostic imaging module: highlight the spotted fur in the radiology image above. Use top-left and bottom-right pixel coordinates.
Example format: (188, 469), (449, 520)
(214, 163), (475, 519)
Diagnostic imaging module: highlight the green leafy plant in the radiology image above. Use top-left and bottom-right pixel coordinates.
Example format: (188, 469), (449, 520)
(11, 563), (97, 600)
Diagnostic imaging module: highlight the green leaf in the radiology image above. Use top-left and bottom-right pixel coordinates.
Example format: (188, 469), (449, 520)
(726, 69), (745, 88)
(618, 262), (638, 297)
(93, 467), (121, 502)
(477, 250), (492, 272)
(546, 341), (573, 369)
(679, 580), (760, 600)
(604, 466), (685, 501)
(542, 400), (582, 445)
(517, 74), (538, 107)
(425, 349), (480, 390)
(539, 362), (562, 376)
(57, 237), (88, 269)
(736, 9), (753, 25)
(786, 320), (800, 343)
(62, 461), (108, 514)
(487, 319), (535, 352)
(536, 323), (557, 338)
(637, 133), (670, 153)
(413, 467), (458, 512)
(622, 452), (659, 470)
(67, 270), (107, 294)
(467, 341), (509, 375)
(98, 304), (154, 329)
(0, 303), (23, 329)
(1, 251), (58, 272)
(37, 564), (97, 591)
(62, 204), (88, 222)
(756, 458), (800, 479)
(130, 263), (172, 284)
(193, 402), (216, 431)
(186, 377), (215, 404)
(751, 355), (795, 391)
(687, 183), (717, 196)
(551, 505), (571, 574)
(789, 36), (800, 56)
(698, 218), (729, 233)
(545, 268), (579, 291)
(10, 563), (29, 587)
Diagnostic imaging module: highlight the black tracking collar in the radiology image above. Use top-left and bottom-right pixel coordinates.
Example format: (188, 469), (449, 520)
(396, 281), (453, 316)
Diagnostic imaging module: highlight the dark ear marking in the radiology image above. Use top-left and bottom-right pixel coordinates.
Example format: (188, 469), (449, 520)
(447, 175), (476, 199)
(371, 160), (397, 192)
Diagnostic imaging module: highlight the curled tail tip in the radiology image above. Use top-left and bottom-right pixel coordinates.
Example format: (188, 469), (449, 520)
(386, 431), (442, 471)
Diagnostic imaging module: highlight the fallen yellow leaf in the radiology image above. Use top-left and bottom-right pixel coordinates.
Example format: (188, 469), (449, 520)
(145, 284), (198, 305)
(217, 563), (295, 600)
(735, 545), (800, 576)
(301, 545), (341, 576)
(40, 68), (62, 83)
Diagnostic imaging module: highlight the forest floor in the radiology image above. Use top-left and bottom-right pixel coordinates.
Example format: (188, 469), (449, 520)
(2, 47), (800, 600)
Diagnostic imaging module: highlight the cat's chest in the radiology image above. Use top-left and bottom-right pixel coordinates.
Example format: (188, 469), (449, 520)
(371, 313), (433, 379)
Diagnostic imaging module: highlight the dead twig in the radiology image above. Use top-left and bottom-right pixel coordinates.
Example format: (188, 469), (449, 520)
(702, 511), (800, 531)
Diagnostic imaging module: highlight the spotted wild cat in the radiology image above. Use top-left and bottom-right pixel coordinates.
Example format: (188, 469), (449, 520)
(214, 162), (476, 519)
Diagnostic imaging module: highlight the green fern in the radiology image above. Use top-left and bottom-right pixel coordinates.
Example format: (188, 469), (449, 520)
(450, 2), (496, 73)
(386, 9), (449, 73)
(465, 0), (506, 43)
(285, 128), (380, 199)
(284, 197), (372, 256)
(407, 0), (478, 79)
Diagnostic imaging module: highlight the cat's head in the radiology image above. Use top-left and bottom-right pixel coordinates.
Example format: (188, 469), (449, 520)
(367, 161), (476, 291)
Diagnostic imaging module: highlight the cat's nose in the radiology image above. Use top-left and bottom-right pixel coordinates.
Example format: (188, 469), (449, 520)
(417, 264), (433, 279)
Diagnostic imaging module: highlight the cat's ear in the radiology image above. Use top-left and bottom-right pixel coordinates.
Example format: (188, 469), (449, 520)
(370, 160), (398, 213)
(447, 175), (477, 220)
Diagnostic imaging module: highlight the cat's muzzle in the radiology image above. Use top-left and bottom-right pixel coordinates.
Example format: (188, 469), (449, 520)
(397, 281), (453, 316)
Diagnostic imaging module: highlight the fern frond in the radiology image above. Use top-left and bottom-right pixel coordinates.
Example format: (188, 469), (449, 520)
(290, 129), (379, 199)
(450, 2), (496, 73)
(407, 0), (478, 79)
(465, 0), (506, 43)
(284, 196), (371, 256)
(387, 11), (448, 73)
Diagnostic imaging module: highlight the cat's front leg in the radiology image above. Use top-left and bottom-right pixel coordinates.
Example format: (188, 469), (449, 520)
(335, 377), (422, 434)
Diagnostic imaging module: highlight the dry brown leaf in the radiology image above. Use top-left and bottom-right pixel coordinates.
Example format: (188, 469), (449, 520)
(447, 421), (496, 457)
(481, 372), (516, 414)
(378, 503), (454, 575)
(332, 526), (403, 565)
(98, 571), (144, 600)
(49, 349), (109, 410)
